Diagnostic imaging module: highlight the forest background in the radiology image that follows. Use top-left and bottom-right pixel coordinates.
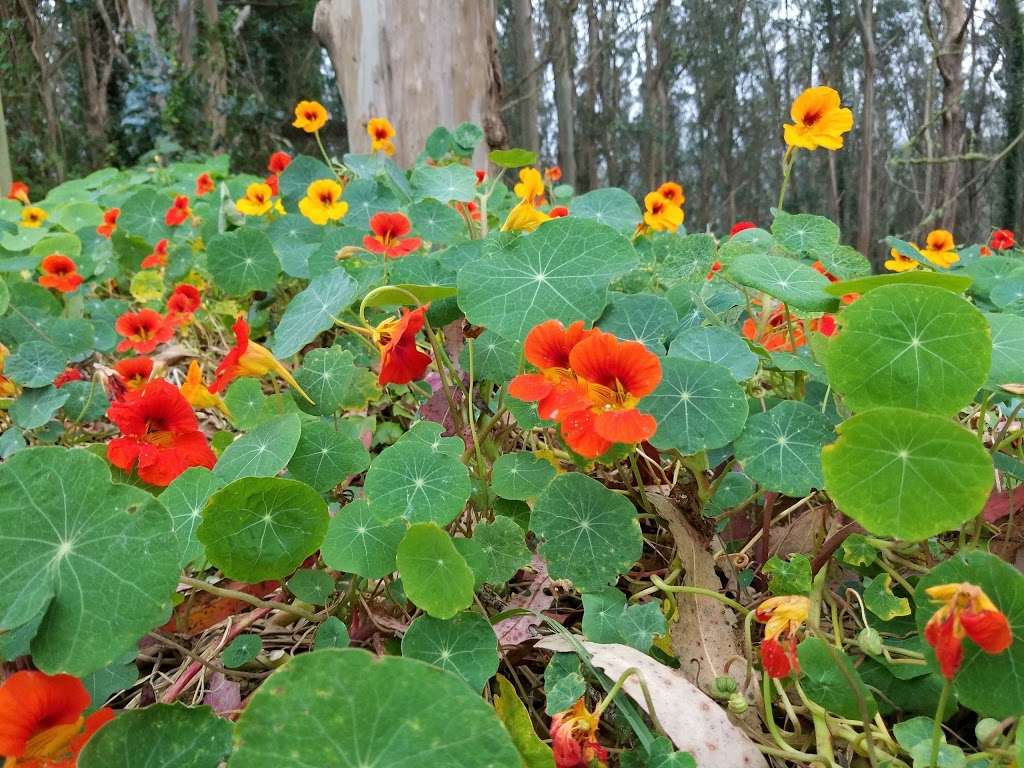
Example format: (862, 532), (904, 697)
(2, 0), (1022, 269)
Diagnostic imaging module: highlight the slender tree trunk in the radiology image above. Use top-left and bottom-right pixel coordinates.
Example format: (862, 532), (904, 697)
(856, 0), (876, 258)
(16, 0), (64, 181)
(200, 0), (227, 149)
(577, 0), (600, 189)
(125, 0), (158, 40)
(313, 0), (506, 168)
(547, 0), (577, 186)
(0, 85), (11, 193)
(509, 0), (540, 155)
(998, 0), (1024, 232)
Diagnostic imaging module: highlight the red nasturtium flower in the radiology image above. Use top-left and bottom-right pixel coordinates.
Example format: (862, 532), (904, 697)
(706, 261), (723, 280)
(38, 254), (84, 293)
(96, 208), (120, 238)
(107, 379), (216, 486)
(363, 212), (421, 258)
(549, 699), (608, 768)
(372, 305), (433, 385)
(53, 367), (84, 388)
(141, 238), (170, 269)
(991, 229), (1016, 251)
(475, 169), (487, 185)
(115, 309), (174, 354)
(545, 166), (562, 183)
(167, 283), (202, 325)
(195, 172), (215, 196)
(924, 582), (1012, 679)
(7, 181), (29, 204)
(0, 670), (113, 768)
(114, 356), (154, 392)
(549, 206), (569, 218)
(730, 220), (756, 236)
(165, 195), (192, 227)
(268, 151), (292, 174)
(265, 173), (280, 197)
(454, 200), (481, 221)
(209, 316), (313, 403)
(508, 320), (593, 420)
(756, 595), (811, 678)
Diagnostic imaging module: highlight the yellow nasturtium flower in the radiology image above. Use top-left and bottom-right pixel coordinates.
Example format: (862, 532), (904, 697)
(292, 100), (329, 133)
(884, 247), (920, 273)
(501, 199), (550, 233)
(784, 86), (854, 151)
(235, 182), (274, 217)
(920, 229), (959, 268)
(20, 206), (47, 228)
(298, 180), (348, 225)
(642, 191), (683, 232)
(180, 361), (231, 418)
(367, 117), (396, 155)
(513, 168), (545, 204)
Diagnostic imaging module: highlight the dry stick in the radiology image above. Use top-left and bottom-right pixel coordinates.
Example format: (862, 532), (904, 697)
(810, 521), (865, 575)
(757, 492), (777, 569)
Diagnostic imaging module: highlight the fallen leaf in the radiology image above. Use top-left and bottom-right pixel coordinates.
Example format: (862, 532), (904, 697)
(983, 486), (1024, 523)
(536, 637), (767, 768)
(204, 672), (241, 717)
(494, 556), (556, 646)
(161, 580), (280, 637)
(493, 674), (555, 768)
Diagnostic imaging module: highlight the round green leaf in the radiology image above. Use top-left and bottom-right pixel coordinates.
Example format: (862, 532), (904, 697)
(78, 703), (232, 768)
(725, 252), (839, 312)
(822, 408), (993, 540)
(770, 211), (839, 258)
(531, 473), (643, 592)
(825, 270), (973, 298)
(223, 634), (262, 668)
(816, 244), (872, 280)
(990, 277), (1024, 309)
(287, 568), (336, 604)
(61, 380), (109, 424)
(965, 256), (1024, 298)
(396, 523), (475, 619)
(270, 268), (358, 358)
(596, 292), (678, 352)
(825, 285), (991, 416)
(10, 386), (70, 430)
(461, 329), (519, 383)
(733, 400), (834, 496)
(668, 326), (759, 381)
(646, 358), (749, 454)
(491, 451), (556, 500)
(5, 341), (65, 387)
(472, 516), (531, 584)
(198, 477), (329, 581)
(314, 616), (350, 650)
(569, 188), (642, 234)
(267, 214), (323, 278)
(985, 313), (1024, 388)
(402, 611), (499, 691)
(118, 189), (172, 244)
(409, 198), (466, 243)
(214, 414), (302, 482)
(288, 420), (370, 492)
(365, 440), (471, 524)
(321, 498), (404, 579)
(0, 447), (178, 675)
(294, 346), (355, 415)
(457, 218), (637, 343)
(160, 467), (226, 567)
(206, 228), (280, 295)
(915, 550), (1024, 718)
(396, 420), (465, 459)
(410, 164), (478, 203)
(229, 649), (520, 768)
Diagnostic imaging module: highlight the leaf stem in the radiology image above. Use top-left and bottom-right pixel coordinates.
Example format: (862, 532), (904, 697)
(180, 576), (319, 622)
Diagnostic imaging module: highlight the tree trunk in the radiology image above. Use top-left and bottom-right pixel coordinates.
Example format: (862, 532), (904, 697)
(547, 0), (577, 187)
(576, 0), (600, 189)
(998, 0), (1024, 232)
(125, 0), (158, 40)
(0, 84), (11, 193)
(313, 0), (506, 168)
(928, 0), (970, 229)
(509, 0), (540, 155)
(200, 0), (227, 149)
(855, 0), (876, 259)
(72, 7), (113, 166)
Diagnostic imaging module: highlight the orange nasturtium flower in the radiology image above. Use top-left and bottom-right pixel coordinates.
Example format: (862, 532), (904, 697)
(114, 356), (154, 393)
(209, 316), (313, 403)
(165, 195), (192, 227)
(96, 207), (120, 238)
(180, 360), (230, 417)
(293, 100), (329, 133)
(299, 179), (348, 225)
(236, 182), (275, 217)
(268, 151), (293, 174)
(363, 212), (422, 258)
(656, 181), (685, 207)
(141, 238), (170, 269)
(991, 229), (1016, 251)
(783, 85), (854, 151)
(367, 117), (396, 155)
(514, 168), (545, 205)
(756, 595), (811, 678)
(544, 166), (562, 183)
(107, 379), (217, 486)
(115, 309), (174, 354)
(38, 254), (84, 293)
(20, 206), (47, 228)
(642, 191), (683, 233)
(508, 320), (593, 421)
(7, 181), (29, 204)
(195, 172), (215, 196)
(0, 343), (19, 398)
(884, 246), (920, 273)
(372, 305), (433, 386)
(0, 670), (113, 768)
(920, 228), (959, 268)
(924, 582), (1012, 679)
(549, 699), (608, 768)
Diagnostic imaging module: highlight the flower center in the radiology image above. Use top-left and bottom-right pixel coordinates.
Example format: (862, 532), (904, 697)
(319, 191), (334, 205)
(802, 107), (823, 126)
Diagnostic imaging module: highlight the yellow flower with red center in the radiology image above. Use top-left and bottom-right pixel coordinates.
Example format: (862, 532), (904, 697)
(884, 246), (920, 273)
(642, 191), (683, 232)
(292, 100), (329, 133)
(920, 229), (959, 268)
(501, 199), (551, 233)
(180, 360), (231, 417)
(236, 182), (274, 217)
(513, 168), (545, 205)
(755, 595), (811, 678)
(783, 86), (854, 151)
(367, 117), (396, 155)
(299, 179), (348, 225)
(209, 316), (313, 403)
(924, 582), (1012, 679)
(20, 206), (47, 228)
(549, 699), (608, 768)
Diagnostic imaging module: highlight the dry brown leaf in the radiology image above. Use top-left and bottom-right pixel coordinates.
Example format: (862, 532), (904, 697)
(536, 637), (767, 768)
(493, 556), (555, 646)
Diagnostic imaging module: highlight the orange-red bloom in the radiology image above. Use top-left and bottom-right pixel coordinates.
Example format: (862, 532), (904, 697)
(924, 582), (1012, 679)
(706, 261), (723, 280)
(549, 700), (608, 768)
(363, 212), (421, 258)
(756, 595), (811, 678)
(195, 172), (215, 196)
(475, 169), (487, 185)
(549, 206), (569, 218)
(114, 356), (154, 392)
(991, 229), (1016, 251)
(167, 283), (202, 324)
(141, 238), (170, 269)
(7, 181), (29, 204)
(53, 367), (84, 388)
(38, 254), (84, 293)
(656, 181), (684, 207)
(107, 379), (216, 486)
(508, 320), (593, 421)
(265, 173), (280, 196)
(545, 166), (562, 183)
(730, 220), (756, 236)
(209, 316), (312, 402)
(96, 208), (120, 238)
(165, 195), (192, 227)
(372, 305), (433, 386)
(115, 309), (174, 354)
(268, 151), (292, 174)
(742, 301), (810, 351)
